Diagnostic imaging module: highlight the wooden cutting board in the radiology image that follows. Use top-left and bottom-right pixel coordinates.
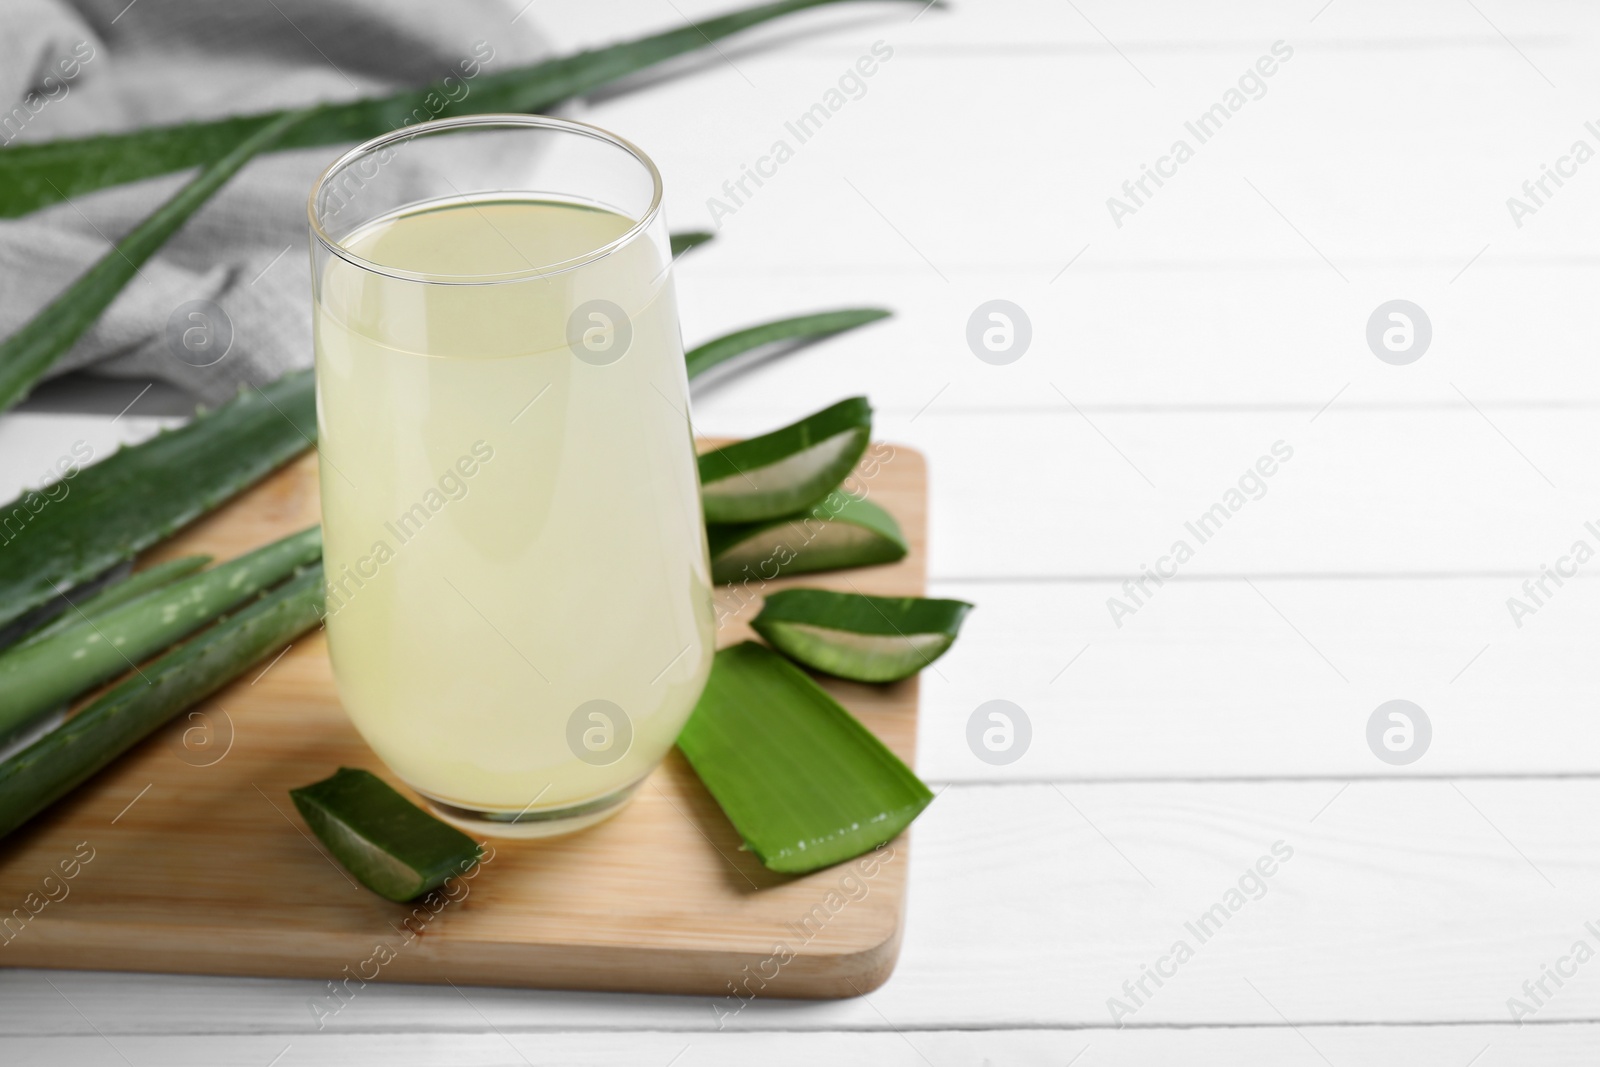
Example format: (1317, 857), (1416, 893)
(0, 443), (927, 1001)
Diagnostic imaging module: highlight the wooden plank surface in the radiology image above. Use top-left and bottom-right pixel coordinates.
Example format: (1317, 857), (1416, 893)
(920, 577), (1600, 781)
(0, 448), (928, 998)
(9, 779), (1600, 1031)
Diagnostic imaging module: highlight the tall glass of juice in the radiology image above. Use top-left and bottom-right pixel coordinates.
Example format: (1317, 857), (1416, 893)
(307, 116), (714, 837)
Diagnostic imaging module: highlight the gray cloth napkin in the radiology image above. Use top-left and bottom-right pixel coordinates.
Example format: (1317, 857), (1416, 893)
(0, 0), (548, 405)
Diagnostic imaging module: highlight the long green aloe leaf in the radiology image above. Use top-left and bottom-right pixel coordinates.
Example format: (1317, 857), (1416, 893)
(752, 589), (972, 683)
(708, 493), (907, 584)
(0, 527), (321, 737)
(677, 641), (932, 874)
(698, 397), (872, 523)
(0, 369), (317, 633)
(0, 108), (307, 413)
(0, 564), (324, 842)
(291, 767), (483, 902)
(12, 555), (210, 650)
(686, 308), (890, 380)
(0, 0), (902, 218)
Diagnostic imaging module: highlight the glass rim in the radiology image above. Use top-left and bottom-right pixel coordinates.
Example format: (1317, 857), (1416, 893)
(305, 113), (665, 285)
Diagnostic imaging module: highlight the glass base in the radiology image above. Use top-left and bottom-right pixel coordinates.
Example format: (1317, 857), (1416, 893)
(419, 778), (644, 840)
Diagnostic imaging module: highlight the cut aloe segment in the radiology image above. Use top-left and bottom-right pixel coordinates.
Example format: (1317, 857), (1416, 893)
(678, 641), (932, 874)
(685, 308), (890, 381)
(290, 768), (483, 902)
(698, 397), (872, 523)
(752, 589), (972, 683)
(0, 369), (316, 633)
(708, 494), (907, 585)
(13, 556), (211, 649)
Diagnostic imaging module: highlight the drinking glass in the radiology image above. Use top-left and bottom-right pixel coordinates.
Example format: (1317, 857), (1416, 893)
(307, 115), (714, 837)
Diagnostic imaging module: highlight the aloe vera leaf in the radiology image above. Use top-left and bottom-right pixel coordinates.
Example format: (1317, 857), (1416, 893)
(0, 560), (131, 654)
(707, 493), (908, 585)
(0, 527), (321, 737)
(752, 589), (972, 683)
(0, 368), (317, 633)
(685, 308), (890, 381)
(669, 231), (714, 258)
(0, 565), (325, 842)
(698, 397), (873, 523)
(0, 0), (905, 218)
(13, 555), (211, 650)
(290, 768), (483, 902)
(677, 641), (932, 874)
(0, 109), (307, 413)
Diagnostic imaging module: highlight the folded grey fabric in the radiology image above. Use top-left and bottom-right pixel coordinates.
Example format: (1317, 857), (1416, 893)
(0, 0), (548, 405)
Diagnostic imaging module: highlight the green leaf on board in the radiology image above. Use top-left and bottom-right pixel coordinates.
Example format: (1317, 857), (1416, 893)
(290, 767), (484, 902)
(698, 397), (872, 523)
(707, 492), (907, 585)
(0, 368), (317, 633)
(11, 555), (210, 650)
(0, 565), (325, 843)
(751, 588), (972, 683)
(677, 641), (933, 874)
(0, 528), (321, 738)
(0, 108), (308, 413)
(0, 0), (905, 218)
(685, 308), (890, 380)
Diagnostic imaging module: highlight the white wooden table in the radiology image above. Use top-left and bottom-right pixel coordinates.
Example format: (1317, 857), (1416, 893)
(7, 0), (1600, 1061)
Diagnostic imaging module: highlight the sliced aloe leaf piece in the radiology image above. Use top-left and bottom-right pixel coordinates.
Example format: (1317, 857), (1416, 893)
(0, 108), (306, 413)
(698, 397), (872, 523)
(13, 555), (210, 650)
(752, 589), (971, 683)
(669, 231), (714, 258)
(685, 308), (890, 381)
(708, 494), (907, 585)
(291, 767), (483, 902)
(0, 368), (316, 633)
(0, 564), (325, 842)
(0, 0), (905, 218)
(0, 527), (321, 737)
(678, 641), (932, 874)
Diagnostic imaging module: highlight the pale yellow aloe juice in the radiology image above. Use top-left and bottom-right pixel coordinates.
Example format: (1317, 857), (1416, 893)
(313, 197), (714, 816)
